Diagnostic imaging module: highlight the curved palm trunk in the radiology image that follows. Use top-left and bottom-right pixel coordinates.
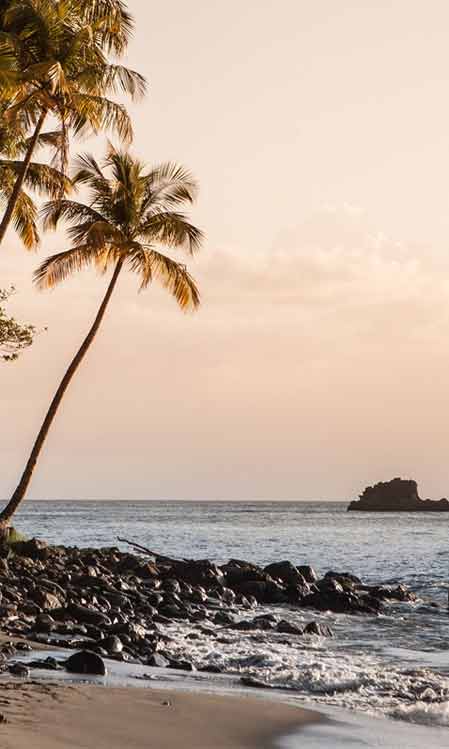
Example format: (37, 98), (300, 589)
(0, 110), (47, 248)
(0, 259), (124, 527)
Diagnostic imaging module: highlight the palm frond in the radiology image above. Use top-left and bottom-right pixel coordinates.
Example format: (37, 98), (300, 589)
(128, 247), (200, 310)
(33, 244), (100, 289)
(80, 0), (134, 55)
(12, 190), (39, 250)
(40, 199), (106, 231)
(69, 92), (133, 142)
(75, 63), (147, 99)
(0, 33), (18, 93)
(143, 162), (199, 207)
(138, 211), (204, 255)
(0, 160), (72, 198)
(32, 129), (66, 152)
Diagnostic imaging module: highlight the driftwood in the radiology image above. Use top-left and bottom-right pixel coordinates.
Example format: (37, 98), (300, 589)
(117, 537), (186, 564)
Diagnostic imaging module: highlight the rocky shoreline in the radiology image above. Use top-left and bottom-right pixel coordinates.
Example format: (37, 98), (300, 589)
(0, 535), (424, 680)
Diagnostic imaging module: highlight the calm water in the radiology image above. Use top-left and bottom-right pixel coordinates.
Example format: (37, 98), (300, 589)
(10, 501), (449, 732)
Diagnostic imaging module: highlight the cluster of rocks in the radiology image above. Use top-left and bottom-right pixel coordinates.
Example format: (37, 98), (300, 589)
(0, 537), (418, 676)
(348, 478), (449, 512)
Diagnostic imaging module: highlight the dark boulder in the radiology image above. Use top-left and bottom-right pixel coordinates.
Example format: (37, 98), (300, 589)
(324, 571), (362, 589)
(32, 613), (57, 633)
(276, 620), (304, 636)
(67, 603), (110, 627)
(221, 562), (266, 587)
(9, 662), (30, 677)
(101, 635), (123, 654)
(66, 650), (107, 676)
(13, 538), (50, 561)
(168, 658), (195, 671)
(304, 621), (334, 637)
(303, 579), (381, 615)
(263, 561), (306, 587)
(170, 560), (224, 587)
(147, 653), (169, 668)
(369, 584), (417, 602)
(297, 565), (318, 583)
(31, 590), (62, 610)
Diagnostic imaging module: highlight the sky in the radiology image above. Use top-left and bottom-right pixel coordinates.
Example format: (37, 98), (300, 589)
(2, 0), (449, 500)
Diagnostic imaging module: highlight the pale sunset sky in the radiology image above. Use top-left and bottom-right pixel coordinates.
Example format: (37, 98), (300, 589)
(2, 0), (449, 500)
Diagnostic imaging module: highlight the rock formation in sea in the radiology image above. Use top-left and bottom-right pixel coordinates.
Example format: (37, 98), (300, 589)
(347, 477), (449, 512)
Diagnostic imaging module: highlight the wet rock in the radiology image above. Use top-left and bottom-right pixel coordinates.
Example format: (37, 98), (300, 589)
(213, 611), (235, 625)
(170, 560), (224, 588)
(136, 562), (159, 579)
(67, 603), (110, 627)
(14, 538), (49, 561)
(31, 590), (62, 610)
(199, 663), (223, 674)
(369, 584), (417, 602)
(101, 635), (123, 654)
(303, 621), (334, 637)
(240, 675), (271, 689)
(33, 614), (56, 633)
(221, 562), (266, 587)
(28, 656), (61, 671)
(163, 579), (181, 594)
(264, 561), (306, 587)
(20, 601), (42, 617)
(9, 662), (30, 677)
(324, 571), (362, 588)
(15, 642), (32, 652)
(147, 653), (169, 668)
(276, 620), (304, 636)
(297, 565), (318, 583)
(159, 603), (188, 620)
(1, 643), (16, 657)
(168, 658), (195, 671)
(0, 603), (18, 618)
(304, 579), (381, 615)
(66, 650), (107, 676)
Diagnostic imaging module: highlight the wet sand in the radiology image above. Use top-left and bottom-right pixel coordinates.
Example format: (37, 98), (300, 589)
(0, 681), (320, 749)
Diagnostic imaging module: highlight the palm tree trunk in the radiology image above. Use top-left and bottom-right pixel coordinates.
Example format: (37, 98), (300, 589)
(0, 110), (48, 248)
(0, 259), (124, 527)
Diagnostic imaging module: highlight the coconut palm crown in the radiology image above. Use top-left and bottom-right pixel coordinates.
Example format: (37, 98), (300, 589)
(0, 0), (146, 248)
(37, 148), (203, 306)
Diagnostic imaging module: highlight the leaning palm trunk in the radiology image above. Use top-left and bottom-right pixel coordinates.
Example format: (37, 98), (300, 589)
(0, 111), (48, 248)
(0, 259), (123, 527)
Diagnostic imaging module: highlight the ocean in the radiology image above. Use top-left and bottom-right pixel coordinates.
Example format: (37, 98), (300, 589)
(11, 500), (449, 744)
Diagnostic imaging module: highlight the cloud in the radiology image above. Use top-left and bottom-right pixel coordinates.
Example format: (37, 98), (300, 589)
(2, 208), (449, 500)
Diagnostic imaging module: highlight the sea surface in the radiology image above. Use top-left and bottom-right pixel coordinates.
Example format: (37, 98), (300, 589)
(11, 500), (449, 743)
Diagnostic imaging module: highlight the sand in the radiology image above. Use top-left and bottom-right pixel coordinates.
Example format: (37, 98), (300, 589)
(0, 680), (319, 749)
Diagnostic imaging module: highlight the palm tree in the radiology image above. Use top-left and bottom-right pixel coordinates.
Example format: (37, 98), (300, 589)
(0, 0), (145, 248)
(0, 148), (203, 527)
(0, 113), (71, 247)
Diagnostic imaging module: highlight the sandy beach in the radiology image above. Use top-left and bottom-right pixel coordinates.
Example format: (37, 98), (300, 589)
(0, 681), (319, 749)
